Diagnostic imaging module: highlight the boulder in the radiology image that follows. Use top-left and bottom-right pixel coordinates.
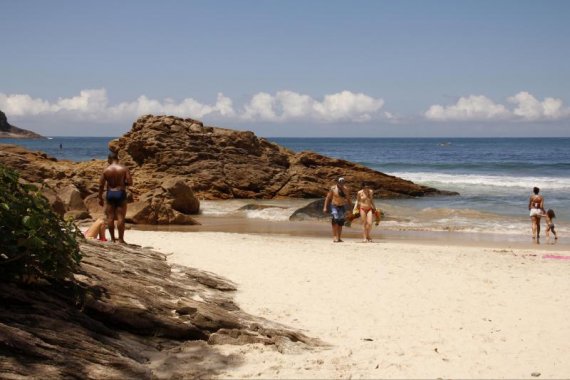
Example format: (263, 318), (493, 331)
(126, 179), (200, 225)
(84, 193), (105, 218)
(162, 177), (200, 214)
(59, 184), (88, 212)
(289, 199), (328, 221)
(39, 186), (66, 217)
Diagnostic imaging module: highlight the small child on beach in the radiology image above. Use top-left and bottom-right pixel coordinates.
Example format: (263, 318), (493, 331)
(545, 209), (558, 240)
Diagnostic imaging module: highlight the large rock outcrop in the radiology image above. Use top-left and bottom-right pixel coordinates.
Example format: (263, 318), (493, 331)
(108, 115), (456, 200)
(0, 114), (457, 223)
(0, 239), (321, 379)
(0, 110), (45, 139)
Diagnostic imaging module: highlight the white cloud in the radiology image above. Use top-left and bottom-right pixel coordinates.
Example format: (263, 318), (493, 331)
(0, 89), (108, 119)
(508, 91), (569, 120)
(425, 95), (510, 121)
(314, 91), (385, 122)
(0, 89), (386, 124)
(425, 92), (570, 122)
(241, 92), (278, 121)
(241, 90), (385, 122)
(6, 89), (566, 126)
(0, 94), (51, 116)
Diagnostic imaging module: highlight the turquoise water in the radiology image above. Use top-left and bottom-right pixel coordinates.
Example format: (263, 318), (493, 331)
(3, 136), (568, 235)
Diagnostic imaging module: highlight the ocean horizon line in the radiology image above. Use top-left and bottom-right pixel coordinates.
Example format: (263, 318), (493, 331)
(34, 135), (570, 140)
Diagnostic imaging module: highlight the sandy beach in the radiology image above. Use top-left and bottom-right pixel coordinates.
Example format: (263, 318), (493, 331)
(127, 229), (570, 379)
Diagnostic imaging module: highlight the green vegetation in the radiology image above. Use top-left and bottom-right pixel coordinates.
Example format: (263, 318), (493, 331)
(0, 164), (82, 282)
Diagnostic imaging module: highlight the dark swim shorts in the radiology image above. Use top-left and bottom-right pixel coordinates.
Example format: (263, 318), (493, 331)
(106, 189), (127, 207)
(330, 205), (346, 226)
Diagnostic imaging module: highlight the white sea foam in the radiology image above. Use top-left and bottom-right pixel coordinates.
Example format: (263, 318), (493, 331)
(199, 200), (248, 216)
(200, 199), (569, 236)
(389, 172), (570, 191)
(243, 208), (296, 221)
(200, 199), (311, 221)
(379, 218), (568, 236)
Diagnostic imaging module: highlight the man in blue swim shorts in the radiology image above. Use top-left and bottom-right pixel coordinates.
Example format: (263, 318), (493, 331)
(323, 177), (352, 242)
(98, 152), (133, 244)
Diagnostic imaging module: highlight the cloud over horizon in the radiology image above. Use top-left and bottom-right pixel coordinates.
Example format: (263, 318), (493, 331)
(3, 89), (569, 129)
(425, 91), (570, 122)
(0, 89), (386, 124)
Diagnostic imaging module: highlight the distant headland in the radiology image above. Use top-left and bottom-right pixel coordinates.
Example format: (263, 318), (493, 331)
(0, 110), (45, 139)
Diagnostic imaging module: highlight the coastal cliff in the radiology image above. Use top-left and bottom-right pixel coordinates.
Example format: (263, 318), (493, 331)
(0, 110), (45, 139)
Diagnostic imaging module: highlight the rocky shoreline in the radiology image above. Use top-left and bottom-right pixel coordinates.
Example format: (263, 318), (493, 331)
(0, 114), (457, 225)
(0, 239), (322, 379)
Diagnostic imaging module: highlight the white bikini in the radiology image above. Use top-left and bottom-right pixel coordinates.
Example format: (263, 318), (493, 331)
(529, 196), (544, 217)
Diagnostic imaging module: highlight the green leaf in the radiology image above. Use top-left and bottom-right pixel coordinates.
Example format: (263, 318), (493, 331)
(0, 163), (82, 283)
(22, 215), (32, 227)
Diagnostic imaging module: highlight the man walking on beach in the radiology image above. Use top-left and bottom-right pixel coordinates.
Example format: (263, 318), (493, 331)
(323, 177), (352, 242)
(98, 152), (132, 244)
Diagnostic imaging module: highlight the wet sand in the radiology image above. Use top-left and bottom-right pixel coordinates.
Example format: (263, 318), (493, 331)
(132, 214), (569, 251)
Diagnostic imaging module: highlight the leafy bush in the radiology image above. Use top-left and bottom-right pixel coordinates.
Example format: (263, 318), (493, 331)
(0, 164), (82, 282)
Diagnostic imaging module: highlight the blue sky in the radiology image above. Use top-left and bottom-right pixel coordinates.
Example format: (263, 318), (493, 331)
(1, 0), (569, 137)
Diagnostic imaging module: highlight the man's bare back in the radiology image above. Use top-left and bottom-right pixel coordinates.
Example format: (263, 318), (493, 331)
(98, 153), (132, 243)
(103, 164), (130, 190)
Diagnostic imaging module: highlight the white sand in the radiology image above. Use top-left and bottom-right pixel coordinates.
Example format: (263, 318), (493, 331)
(127, 230), (570, 379)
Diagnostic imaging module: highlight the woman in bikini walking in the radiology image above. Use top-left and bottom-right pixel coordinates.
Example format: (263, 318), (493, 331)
(528, 186), (545, 241)
(356, 182), (377, 242)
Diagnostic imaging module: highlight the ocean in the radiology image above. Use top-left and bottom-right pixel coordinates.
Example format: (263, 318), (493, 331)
(2, 136), (569, 238)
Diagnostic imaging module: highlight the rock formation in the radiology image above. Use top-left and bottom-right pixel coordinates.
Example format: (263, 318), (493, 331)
(0, 110), (45, 139)
(109, 115), (457, 200)
(0, 239), (321, 379)
(126, 178), (200, 225)
(0, 145), (201, 225)
(0, 114), (457, 224)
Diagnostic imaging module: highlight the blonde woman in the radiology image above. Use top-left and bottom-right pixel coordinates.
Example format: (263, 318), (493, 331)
(84, 218), (107, 241)
(356, 182), (377, 242)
